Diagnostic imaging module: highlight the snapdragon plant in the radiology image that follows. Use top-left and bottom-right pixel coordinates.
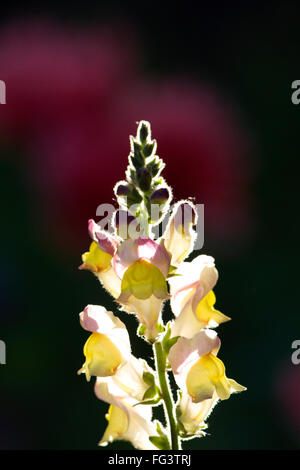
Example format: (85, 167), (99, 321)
(77, 121), (246, 450)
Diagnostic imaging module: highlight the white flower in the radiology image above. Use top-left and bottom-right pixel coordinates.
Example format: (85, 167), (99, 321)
(77, 305), (131, 381)
(169, 255), (230, 338)
(95, 367), (159, 450)
(168, 330), (245, 403)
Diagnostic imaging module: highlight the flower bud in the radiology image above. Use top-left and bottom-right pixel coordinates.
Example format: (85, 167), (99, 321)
(115, 183), (131, 197)
(138, 120), (151, 144)
(150, 187), (170, 205)
(143, 140), (157, 157)
(162, 200), (197, 265)
(173, 201), (197, 233)
(137, 167), (152, 192)
(114, 181), (143, 207)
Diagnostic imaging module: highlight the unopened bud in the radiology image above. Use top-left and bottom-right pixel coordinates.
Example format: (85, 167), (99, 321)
(115, 183), (131, 197)
(174, 201), (197, 233)
(138, 120), (151, 144)
(114, 181), (142, 207)
(150, 187), (170, 205)
(143, 140), (157, 158)
(137, 167), (152, 192)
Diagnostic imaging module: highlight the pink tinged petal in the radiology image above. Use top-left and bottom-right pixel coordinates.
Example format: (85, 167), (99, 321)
(136, 237), (171, 278)
(88, 219), (100, 241)
(88, 219), (119, 256)
(190, 258), (219, 305)
(113, 239), (139, 278)
(169, 255), (218, 315)
(169, 255), (216, 295)
(80, 304), (108, 332)
(168, 330), (221, 394)
(113, 237), (171, 280)
(96, 231), (119, 257)
(79, 305), (131, 362)
(170, 282), (198, 316)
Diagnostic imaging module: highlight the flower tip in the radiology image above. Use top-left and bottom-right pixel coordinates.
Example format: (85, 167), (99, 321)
(98, 440), (108, 447)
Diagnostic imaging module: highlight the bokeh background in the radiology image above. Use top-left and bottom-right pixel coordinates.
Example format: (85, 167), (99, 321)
(0, 2), (299, 450)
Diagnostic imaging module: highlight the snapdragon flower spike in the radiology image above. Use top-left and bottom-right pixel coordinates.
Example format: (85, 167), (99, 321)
(162, 200), (197, 266)
(77, 120), (246, 450)
(169, 254), (230, 338)
(168, 330), (246, 403)
(113, 237), (171, 341)
(78, 305), (131, 381)
(95, 379), (160, 450)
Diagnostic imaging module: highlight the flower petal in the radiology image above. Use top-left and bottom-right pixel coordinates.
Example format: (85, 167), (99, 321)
(178, 392), (219, 436)
(168, 330), (220, 393)
(80, 241), (112, 273)
(195, 290), (231, 328)
(162, 200), (197, 265)
(78, 305), (131, 380)
(119, 294), (165, 342)
(79, 332), (123, 380)
(113, 237), (170, 279)
(95, 381), (159, 450)
(186, 353), (246, 402)
(120, 260), (168, 301)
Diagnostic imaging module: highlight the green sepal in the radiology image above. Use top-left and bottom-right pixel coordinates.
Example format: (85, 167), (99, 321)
(176, 404), (186, 435)
(142, 371), (156, 387)
(130, 154), (144, 170)
(149, 424), (171, 450)
(133, 395), (161, 407)
(162, 322), (180, 356)
(126, 167), (137, 185)
(147, 157), (162, 178)
(142, 141), (156, 157)
(142, 385), (160, 400)
(155, 322), (165, 333)
(167, 272), (182, 278)
(167, 265), (183, 278)
(137, 324), (147, 337)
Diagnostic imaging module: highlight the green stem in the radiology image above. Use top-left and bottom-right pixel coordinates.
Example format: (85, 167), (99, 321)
(154, 342), (180, 450)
